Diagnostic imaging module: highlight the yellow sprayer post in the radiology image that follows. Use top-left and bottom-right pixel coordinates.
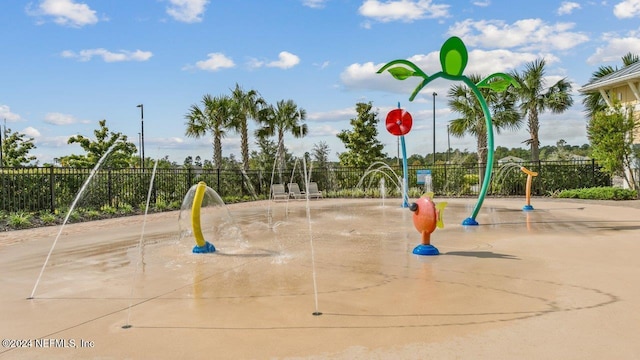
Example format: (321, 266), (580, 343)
(191, 181), (207, 248)
(520, 167), (538, 210)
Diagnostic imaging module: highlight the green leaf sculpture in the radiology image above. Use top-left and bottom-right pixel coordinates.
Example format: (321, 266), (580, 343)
(439, 36), (468, 77)
(377, 36), (520, 225)
(388, 67), (416, 80)
(476, 73), (520, 92)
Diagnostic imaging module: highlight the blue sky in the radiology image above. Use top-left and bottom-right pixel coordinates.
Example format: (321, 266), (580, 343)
(2, 0), (640, 165)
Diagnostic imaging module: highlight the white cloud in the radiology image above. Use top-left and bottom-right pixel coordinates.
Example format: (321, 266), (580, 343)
(308, 107), (357, 122)
(166, 0), (209, 23)
(147, 137), (186, 149)
(314, 61), (330, 69)
(613, 0), (640, 18)
(61, 49), (153, 62)
(0, 105), (23, 122)
(587, 32), (640, 64)
(27, 0), (98, 27)
(447, 18), (589, 51)
(308, 125), (340, 137)
(43, 112), (88, 125)
(472, 1), (491, 6)
(557, 1), (581, 15)
(248, 51), (301, 69)
(191, 53), (235, 71)
(266, 51), (301, 69)
(22, 126), (41, 138)
(302, 0), (328, 9)
(358, 0), (450, 23)
(466, 49), (552, 74)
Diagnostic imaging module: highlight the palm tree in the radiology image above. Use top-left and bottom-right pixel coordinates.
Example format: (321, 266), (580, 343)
(229, 84), (265, 171)
(256, 99), (307, 182)
(582, 52), (640, 120)
(511, 59), (574, 162)
(448, 74), (522, 169)
(184, 94), (233, 169)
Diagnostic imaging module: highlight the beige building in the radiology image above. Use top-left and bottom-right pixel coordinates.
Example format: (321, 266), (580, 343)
(579, 61), (640, 141)
(579, 62), (640, 189)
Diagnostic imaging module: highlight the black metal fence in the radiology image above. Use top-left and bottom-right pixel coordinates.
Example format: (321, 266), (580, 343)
(0, 159), (611, 213)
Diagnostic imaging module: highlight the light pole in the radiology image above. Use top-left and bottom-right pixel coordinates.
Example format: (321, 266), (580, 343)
(447, 124), (451, 163)
(432, 92), (437, 165)
(138, 132), (142, 168)
(136, 104), (144, 170)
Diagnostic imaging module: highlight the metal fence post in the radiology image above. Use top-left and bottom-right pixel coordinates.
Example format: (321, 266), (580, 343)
(108, 169), (113, 207)
(49, 166), (55, 213)
(591, 158), (596, 187)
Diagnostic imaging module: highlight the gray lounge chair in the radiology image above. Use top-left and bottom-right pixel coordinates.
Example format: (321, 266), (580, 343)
(287, 183), (306, 199)
(271, 184), (288, 201)
(307, 182), (323, 199)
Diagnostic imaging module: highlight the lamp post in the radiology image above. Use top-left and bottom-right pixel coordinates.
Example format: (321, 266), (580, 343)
(138, 132), (142, 168)
(447, 124), (451, 163)
(432, 92), (437, 165)
(136, 104), (144, 171)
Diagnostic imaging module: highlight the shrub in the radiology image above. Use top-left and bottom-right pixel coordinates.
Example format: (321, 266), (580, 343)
(118, 203), (135, 214)
(100, 205), (118, 215)
(154, 199), (169, 211)
(8, 212), (32, 228)
(86, 210), (102, 219)
(556, 186), (637, 200)
(169, 200), (183, 210)
(39, 212), (58, 225)
(68, 210), (82, 223)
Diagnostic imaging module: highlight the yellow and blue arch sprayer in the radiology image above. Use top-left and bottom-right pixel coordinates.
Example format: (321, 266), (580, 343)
(191, 181), (216, 253)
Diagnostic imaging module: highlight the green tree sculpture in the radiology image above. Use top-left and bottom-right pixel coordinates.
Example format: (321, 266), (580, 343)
(377, 36), (519, 225)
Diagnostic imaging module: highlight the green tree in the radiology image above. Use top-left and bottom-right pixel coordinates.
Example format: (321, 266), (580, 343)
(310, 141), (331, 187)
(582, 52), (639, 120)
(0, 128), (37, 167)
(155, 155), (176, 169)
(183, 156), (193, 168)
(230, 84), (265, 171)
(494, 146), (511, 160)
(587, 104), (638, 190)
(256, 99), (307, 182)
(60, 119), (136, 168)
(311, 141), (330, 168)
(511, 59), (574, 162)
(407, 154), (426, 166)
(249, 137), (278, 172)
(185, 94), (233, 169)
(337, 102), (385, 168)
(545, 139), (573, 161)
(448, 73), (521, 176)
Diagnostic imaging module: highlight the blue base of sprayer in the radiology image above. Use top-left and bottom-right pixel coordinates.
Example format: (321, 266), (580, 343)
(522, 205), (534, 211)
(192, 241), (216, 254)
(413, 244), (439, 256)
(462, 217), (479, 226)
(401, 201), (409, 208)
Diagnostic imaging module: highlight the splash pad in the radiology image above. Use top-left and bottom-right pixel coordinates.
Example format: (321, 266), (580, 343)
(2, 197), (640, 358)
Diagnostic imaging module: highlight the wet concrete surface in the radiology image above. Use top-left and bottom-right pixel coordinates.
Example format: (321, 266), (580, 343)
(1, 197), (639, 359)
